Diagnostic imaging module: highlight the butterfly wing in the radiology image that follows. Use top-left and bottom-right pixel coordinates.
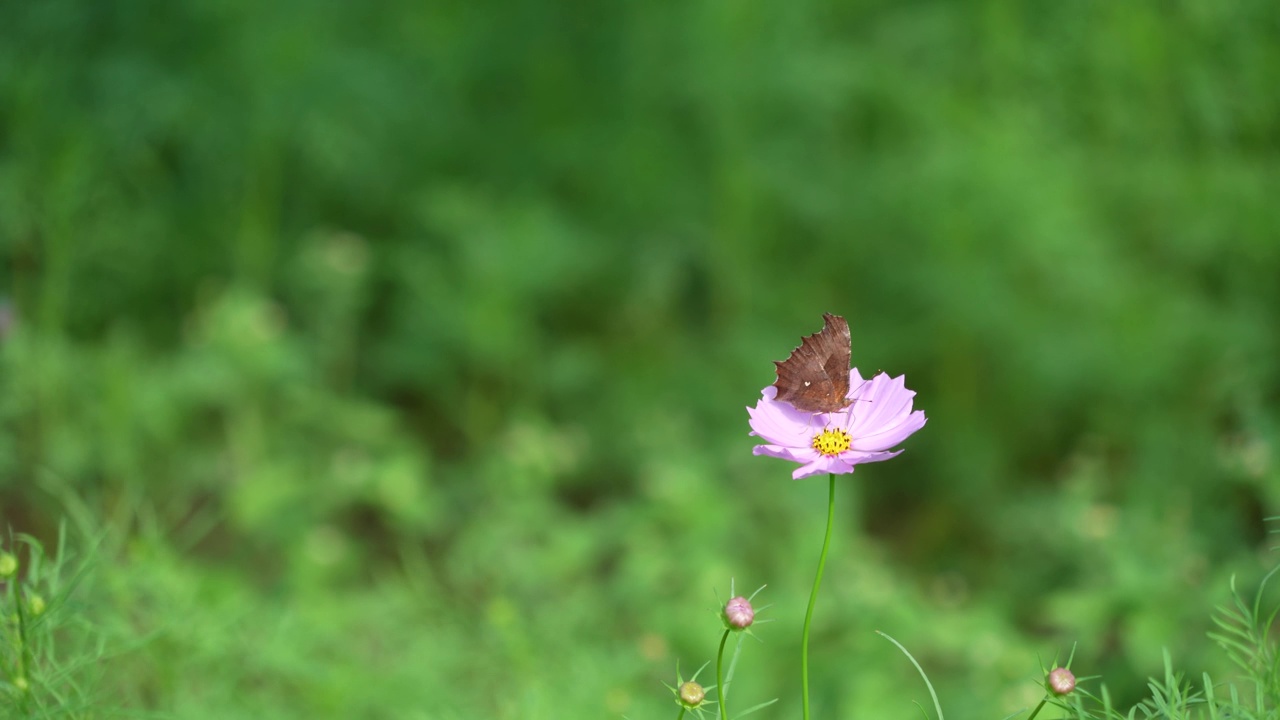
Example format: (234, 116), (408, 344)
(772, 313), (852, 413)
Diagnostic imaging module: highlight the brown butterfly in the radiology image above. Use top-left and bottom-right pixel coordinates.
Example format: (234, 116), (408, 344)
(772, 313), (852, 413)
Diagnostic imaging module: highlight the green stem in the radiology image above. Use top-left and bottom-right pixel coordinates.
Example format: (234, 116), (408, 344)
(676, 708), (687, 720)
(717, 628), (731, 720)
(802, 474), (837, 720)
(6, 559), (31, 714)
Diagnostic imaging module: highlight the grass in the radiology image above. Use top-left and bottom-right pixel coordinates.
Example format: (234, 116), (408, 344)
(1, 0), (1278, 716)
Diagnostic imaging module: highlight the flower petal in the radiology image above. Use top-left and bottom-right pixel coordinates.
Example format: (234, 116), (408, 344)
(843, 368), (868, 401)
(848, 373), (913, 435)
(839, 448), (903, 465)
(853, 411), (927, 452)
(753, 444), (819, 464)
(792, 455), (854, 480)
(748, 385), (834, 447)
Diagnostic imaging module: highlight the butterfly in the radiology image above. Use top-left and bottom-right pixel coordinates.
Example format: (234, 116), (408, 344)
(772, 313), (852, 414)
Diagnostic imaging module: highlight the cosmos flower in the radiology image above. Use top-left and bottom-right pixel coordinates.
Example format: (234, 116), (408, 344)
(748, 369), (926, 480)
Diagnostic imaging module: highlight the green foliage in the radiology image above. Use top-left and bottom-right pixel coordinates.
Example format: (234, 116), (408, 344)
(878, 548), (1280, 720)
(0, 0), (1278, 717)
(0, 527), (103, 718)
(1209, 528), (1280, 717)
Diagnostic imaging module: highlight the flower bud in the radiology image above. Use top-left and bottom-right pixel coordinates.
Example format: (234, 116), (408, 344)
(0, 552), (16, 578)
(28, 594), (46, 617)
(723, 596), (755, 630)
(1048, 667), (1076, 695)
(678, 681), (706, 708)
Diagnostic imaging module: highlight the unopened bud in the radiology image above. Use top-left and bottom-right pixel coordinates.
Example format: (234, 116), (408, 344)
(28, 594), (46, 616)
(723, 596), (755, 630)
(0, 552), (16, 578)
(678, 681), (706, 708)
(1048, 667), (1076, 695)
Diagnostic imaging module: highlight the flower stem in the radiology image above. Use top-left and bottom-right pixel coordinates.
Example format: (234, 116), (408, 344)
(675, 708), (687, 720)
(717, 628), (731, 720)
(802, 474), (837, 720)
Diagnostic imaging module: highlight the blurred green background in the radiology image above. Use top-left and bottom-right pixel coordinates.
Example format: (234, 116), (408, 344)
(1, 0), (1278, 717)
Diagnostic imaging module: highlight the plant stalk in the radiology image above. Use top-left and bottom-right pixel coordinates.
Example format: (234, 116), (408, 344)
(802, 474), (837, 720)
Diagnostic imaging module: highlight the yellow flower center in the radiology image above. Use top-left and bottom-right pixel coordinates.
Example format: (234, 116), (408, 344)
(811, 427), (851, 456)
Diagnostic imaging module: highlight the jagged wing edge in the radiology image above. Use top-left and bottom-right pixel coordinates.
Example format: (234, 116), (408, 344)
(772, 314), (850, 404)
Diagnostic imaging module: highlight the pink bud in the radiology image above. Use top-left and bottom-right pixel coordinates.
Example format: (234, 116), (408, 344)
(724, 596), (755, 630)
(1048, 667), (1076, 695)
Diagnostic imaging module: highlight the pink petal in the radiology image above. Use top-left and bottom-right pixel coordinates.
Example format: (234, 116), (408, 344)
(844, 368), (868, 401)
(848, 373), (914, 436)
(853, 411), (927, 452)
(793, 455), (852, 480)
(753, 444), (819, 463)
(748, 386), (835, 447)
(839, 448), (903, 465)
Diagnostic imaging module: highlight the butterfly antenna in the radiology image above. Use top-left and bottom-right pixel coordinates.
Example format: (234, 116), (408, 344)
(843, 378), (875, 429)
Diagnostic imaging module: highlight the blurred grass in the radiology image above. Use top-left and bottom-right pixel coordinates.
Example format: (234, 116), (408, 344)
(1, 0), (1278, 717)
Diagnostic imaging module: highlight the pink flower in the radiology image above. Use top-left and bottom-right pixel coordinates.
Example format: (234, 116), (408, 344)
(748, 369), (926, 480)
